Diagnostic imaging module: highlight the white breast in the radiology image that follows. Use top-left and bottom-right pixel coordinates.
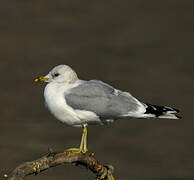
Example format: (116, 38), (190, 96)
(44, 82), (82, 127)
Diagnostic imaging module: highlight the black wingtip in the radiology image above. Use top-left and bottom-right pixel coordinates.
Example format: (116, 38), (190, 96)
(172, 107), (180, 113)
(175, 115), (182, 119)
(145, 103), (181, 118)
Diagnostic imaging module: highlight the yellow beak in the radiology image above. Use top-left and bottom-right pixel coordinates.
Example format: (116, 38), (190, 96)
(34, 76), (49, 82)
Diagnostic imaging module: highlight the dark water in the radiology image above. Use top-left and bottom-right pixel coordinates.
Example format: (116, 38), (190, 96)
(0, 1), (194, 180)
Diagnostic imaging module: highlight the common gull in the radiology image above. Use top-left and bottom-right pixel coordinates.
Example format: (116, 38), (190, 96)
(34, 64), (181, 153)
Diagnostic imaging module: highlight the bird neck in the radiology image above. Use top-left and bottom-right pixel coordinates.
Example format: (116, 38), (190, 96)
(66, 70), (78, 84)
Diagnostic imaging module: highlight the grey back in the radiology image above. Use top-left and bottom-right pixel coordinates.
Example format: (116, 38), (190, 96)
(65, 80), (139, 119)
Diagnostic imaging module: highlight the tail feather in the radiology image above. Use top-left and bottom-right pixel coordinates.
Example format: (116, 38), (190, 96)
(144, 103), (181, 119)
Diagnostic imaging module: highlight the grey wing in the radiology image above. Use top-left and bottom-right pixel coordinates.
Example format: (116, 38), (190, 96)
(65, 80), (143, 119)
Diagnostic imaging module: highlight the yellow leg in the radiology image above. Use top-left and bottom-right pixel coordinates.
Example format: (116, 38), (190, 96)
(110, 174), (115, 180)
(98, 174), (115, 180)
(67, 126), (88, 153)
(82, 126), (87, 152)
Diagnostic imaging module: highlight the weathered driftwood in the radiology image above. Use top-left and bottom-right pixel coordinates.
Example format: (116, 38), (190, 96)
(5, 149), (114, 180)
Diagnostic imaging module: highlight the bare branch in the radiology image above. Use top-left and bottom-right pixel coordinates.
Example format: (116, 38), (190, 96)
(5, 149), (114, 180)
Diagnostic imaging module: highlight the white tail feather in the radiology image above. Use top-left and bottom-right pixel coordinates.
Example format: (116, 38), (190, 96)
(158, 114), (179, 119)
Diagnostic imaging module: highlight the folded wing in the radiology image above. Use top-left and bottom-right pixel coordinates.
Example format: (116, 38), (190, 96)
(65, 80), (145, 120)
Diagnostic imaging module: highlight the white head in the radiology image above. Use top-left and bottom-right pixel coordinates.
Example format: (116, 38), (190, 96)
(34, 65), (78, 84)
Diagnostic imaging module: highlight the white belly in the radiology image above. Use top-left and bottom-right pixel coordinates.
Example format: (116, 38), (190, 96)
(44, 83), (82, 127)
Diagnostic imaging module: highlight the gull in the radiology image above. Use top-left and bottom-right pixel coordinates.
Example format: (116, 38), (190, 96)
(34, 65), (181, 153)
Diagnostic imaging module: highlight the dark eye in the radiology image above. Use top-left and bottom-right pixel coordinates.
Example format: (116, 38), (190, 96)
(54, 73), (59, 77)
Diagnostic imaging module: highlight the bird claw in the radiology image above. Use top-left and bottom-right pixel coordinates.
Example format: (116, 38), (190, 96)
(66, 148), (87, 154)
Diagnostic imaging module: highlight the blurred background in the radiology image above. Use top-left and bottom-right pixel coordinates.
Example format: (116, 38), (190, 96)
(0, 0), (193, 179)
